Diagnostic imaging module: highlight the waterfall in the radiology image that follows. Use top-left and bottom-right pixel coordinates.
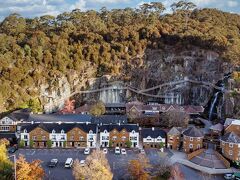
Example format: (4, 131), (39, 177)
(99, 84), (123, 103)
(209, 91), (220, 121)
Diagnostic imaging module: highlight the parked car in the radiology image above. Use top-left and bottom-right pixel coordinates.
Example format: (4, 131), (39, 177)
(233, 172), (240, 180)
(8, 145), (18, 153)
(84, 148), (90, 155)
(115, 147), (120, 154)
(139, 148), (145, 154)
(224, 173), (233, 180)
(65, 158), (73, 168)
(121, 148), (127, 155)
(103, 148), (108, 154)
(80, 160), (85, 167)
(48, 159), (58, 168)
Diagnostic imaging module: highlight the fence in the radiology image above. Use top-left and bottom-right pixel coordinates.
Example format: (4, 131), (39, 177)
(187, 149), (204, 160)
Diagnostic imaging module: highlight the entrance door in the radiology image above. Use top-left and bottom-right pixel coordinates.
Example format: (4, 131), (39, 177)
(90, 142), (93, 147)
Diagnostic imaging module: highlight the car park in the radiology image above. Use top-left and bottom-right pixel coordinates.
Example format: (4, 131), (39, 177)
(115, 147), (120, 154)
(48, 159), (58, 168)
(103, 148), (108, 154)
(121, 148), (127, 155)
(84, 148), (90, 155)
(65, 158), (73, 168)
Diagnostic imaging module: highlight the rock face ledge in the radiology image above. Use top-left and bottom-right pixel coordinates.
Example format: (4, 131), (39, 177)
(40, 45), (230, 113)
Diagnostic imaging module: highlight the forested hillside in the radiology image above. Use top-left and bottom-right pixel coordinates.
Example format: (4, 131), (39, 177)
(0, 1), (240, 113)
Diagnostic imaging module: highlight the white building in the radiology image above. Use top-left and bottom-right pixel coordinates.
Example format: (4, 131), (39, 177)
(142, 127), (166, 149)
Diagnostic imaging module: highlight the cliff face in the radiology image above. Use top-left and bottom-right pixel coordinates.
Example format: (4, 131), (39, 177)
(40, 45), (231, 113)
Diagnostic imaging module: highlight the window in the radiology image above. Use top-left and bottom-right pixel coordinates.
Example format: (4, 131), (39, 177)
(40, 130), (43, 134)
(42, 136), (46, 140)
(112, 136), (117, 141)
(70, 136), (74, 141)
(197, 144), (200, 149)
(122, 136), (126, 141)
(80, 136), (84, 141)
(89, 130), (93, 134)
(102, 136), (109, 140)
(222, 142), (225, 146)
(229, 143), (233, 148)
(113, 130), (117, 134)
(52, 135), (56, 140)
(61, 130), (64, 134)
(197, 138), (200, 141)
(190, 137), (193, 141)
(0, 126), (10, 131)
(229, 150), (233, 156)
(32, 136), (36, 140)
(60, 135), (65, 140)
(24, 129), (27, 133)
(189, 144), (193, 148)
(104, 130), (108, 133)
(52, 129), (55, 134)
(24, 135), (28, 140)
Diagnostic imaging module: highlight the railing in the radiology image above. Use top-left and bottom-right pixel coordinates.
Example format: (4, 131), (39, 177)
(187, 149), (204, 160)
(215, 151), (230, 168)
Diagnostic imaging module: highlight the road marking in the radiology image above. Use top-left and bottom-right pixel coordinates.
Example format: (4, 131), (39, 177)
(31, 151), (35, 155)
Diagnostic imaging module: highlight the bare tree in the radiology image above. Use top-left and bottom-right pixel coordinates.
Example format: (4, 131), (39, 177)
(72, 150), (113, 180)
(161, 110), (190, 128)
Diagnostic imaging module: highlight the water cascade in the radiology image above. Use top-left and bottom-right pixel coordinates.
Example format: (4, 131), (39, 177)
(208, 91), (221, 121)
(99, 84), (124, 103)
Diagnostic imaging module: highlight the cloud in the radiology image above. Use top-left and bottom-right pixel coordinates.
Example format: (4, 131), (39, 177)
(71, 0), (87, 10)
(227, 1), (238, 7)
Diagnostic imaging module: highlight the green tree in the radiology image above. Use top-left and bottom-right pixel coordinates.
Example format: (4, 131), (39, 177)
(29, 140), (34, 148)
(19, 140), (25, 148)
(125, 140), (132, 148)
(109, 141), (113, 148)
(47, 140), (52, 148)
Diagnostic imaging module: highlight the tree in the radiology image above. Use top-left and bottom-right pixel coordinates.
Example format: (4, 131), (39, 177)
(73, 150), (113, 180)
(0, 139), (13, 180)
(16, 155), (45, 180)
(128, 154), (151, 180)
(161, 110), (190, 128)
(29, 140), (34, 148)
(19, 140), (25, 148)
(125, 140), (132, 148)
(154, 156), (171, 178)
(47, 140), (52, 148)
(109, 141), (113, 148)
(169, 164), (185, 180)
(89, 101), (106, 116)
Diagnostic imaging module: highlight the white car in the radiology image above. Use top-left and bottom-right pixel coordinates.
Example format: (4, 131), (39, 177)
(121, 148), (127, 155)
(115, 147), (120, 154)
(224, 173), (233, 180)
(65, 158), (73, 168)
(103, 148), (108, 154)
(139, 149), (145, 154)
(84, 148), (90, 155)
(80, 160), (85, 167)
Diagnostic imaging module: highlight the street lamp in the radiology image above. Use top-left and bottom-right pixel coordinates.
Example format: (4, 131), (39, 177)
(8, 154), (17, 180)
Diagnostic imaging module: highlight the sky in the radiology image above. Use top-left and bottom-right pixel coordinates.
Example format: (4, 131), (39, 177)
(0, 0), (239, 21)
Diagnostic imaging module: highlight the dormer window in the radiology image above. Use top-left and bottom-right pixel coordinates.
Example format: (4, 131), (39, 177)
(24, 129), (27, 133)
(52, 129), (55, 134)
(61, 130), (64, 134)
(89, 130), (93, 134)
(132, 130), (135, 134)
(104, 130), (108, 133)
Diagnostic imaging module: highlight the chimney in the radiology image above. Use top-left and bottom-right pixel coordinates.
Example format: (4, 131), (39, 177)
(118, 122), (120, 126)
(152, 127), (154, 131)
(31, 121), (34, 124)
(86, 121), (89, 125)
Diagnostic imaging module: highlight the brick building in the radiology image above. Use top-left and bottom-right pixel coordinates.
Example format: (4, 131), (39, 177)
(220, 132), (240, 161)
(182, 126), (204, 153)
(167, 127), (182, 150)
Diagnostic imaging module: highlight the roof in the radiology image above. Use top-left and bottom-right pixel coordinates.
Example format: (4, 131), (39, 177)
(6, 108), (31, 121)
(210, 123), (223, 132)
(221, 132), (240, 143)
(27, 114), (93, 123)
(21, 123), (97, 133)
(74, 104), (91, 114)
(141, 128), (166, 138)
(105, 103), (126, 108)
(167, 127), (182, 135)
(0, 132), (17, 139)
(182, 127), (204, 137)
(224, 118), (239, 127)
(100, 124), (139, 132)
(92, 115), (127, 125)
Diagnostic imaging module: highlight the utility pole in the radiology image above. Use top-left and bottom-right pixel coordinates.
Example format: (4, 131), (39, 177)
(8, 154), (17, 180)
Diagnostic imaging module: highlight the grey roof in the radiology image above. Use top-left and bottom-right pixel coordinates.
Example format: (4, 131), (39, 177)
(221, 132), (240, 143)
(141, 128), (166, 138)
(167, 127), (182, 135)
(224, 118), (239, 127)
(105, 103), (126, 108)
(21, 123), (97, 133)
(92, 115), (128, 125)
(0, 132), (17, 139)
(27, 114), (93, 123)
(182, 127), (204, 137)
(7, 108), (31, 121)
(210, 123), (223, 132)
(100, 124), (139, 132)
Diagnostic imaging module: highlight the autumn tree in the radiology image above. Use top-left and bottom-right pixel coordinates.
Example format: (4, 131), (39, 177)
(161, 110), (190, 128)
(73, 150), (113, 180)
(89, 101), (106, 116)
(0, 139), (13, 180)
(16, 155), (45, 180)
(128, 154), (151, 180)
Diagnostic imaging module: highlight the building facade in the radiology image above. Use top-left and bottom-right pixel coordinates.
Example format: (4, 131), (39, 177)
(225, 120), (240, 137)
(220, 132), (240, 161)
(182, 127), (204, 153)
(167, 127), (182, 150)
(142, 127), (166, 149)
(100, 124), (139, 148)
